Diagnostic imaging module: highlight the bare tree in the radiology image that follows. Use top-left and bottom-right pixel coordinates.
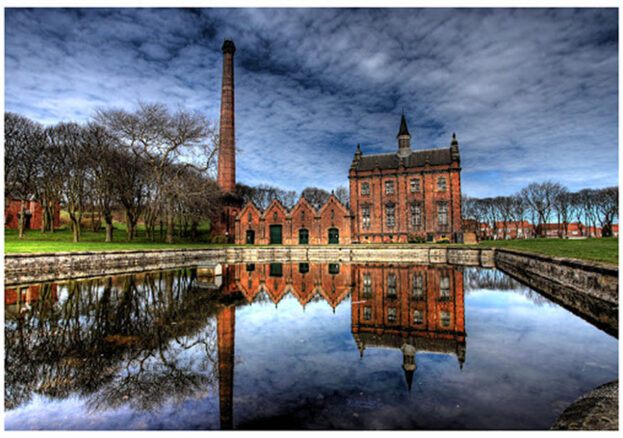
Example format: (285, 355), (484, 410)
(509, 193), (529, 238)
(46, 122), (90, 242)
(4, 113), (45, 237)
(301, 187), (330, 210)
(552, 187), (571, 238)
(521, 181), (565, 237)
(95, 102), (218, 243)
(82, 123), (124, 242)
(334, 186), (349, 208)
(595, 186), (618, 237)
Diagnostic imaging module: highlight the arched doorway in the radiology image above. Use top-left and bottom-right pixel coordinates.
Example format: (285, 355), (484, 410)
(328, 228), (339, 244)
(299, 228), (309, 244)
(269, 225), (282, 245)
(245, 230), (255, 244)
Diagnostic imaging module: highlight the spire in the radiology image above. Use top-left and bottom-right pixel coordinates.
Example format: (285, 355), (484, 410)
(397, 111), (410, 137)
(397, 112), (412, 157)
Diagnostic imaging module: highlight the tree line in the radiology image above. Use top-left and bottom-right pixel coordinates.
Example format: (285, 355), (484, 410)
(5, 103), (221, 243)
(235, 184), (349, 211)
(5, 104), (350, 244)
(462, 181), (618, 238)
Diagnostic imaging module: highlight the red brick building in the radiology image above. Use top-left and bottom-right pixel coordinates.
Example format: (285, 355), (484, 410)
(349, 114), (462, 243)
(235, 195), (352, 245)
(493, 221), (534, 240)
(5, 200), (60, 230)
(219, 37), (462, 244)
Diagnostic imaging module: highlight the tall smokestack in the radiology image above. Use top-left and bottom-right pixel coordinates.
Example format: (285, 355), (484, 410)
(217, 40), (236, 193)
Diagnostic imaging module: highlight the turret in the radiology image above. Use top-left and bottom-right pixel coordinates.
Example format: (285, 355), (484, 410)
(397, 112), (411, 158)
(450, 132), (460, 162)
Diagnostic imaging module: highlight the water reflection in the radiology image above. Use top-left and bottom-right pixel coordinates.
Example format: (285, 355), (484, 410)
(4, 263), (617, 430)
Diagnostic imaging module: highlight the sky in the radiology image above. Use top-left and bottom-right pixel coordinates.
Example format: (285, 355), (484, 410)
(4, 7), (619, 198)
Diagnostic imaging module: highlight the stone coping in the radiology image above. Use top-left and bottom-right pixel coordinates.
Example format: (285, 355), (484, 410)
(493, 247), (618, 275)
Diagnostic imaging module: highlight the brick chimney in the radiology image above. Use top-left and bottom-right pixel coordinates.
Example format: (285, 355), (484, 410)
(217, 40), (236, 193)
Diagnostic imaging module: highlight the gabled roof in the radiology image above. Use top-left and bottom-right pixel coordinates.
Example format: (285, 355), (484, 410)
(289, 197), (317, 217)
(261, 198), (287, 218)
(236, 201), (262, 220)
(352, 147), (454, 172)
(317, 194), (349, 216)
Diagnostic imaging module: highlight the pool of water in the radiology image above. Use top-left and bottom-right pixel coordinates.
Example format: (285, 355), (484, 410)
(4, 262), (618, 430)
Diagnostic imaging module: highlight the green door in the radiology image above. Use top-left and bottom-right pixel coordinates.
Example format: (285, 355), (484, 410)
(328, 228), (339, 244)
(270, 225), (282, 245)
(246, 230), (255, 244)
(299, 228), (309, 244)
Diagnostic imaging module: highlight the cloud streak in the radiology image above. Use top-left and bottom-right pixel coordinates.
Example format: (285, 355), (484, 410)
(5, 8), (618, 197)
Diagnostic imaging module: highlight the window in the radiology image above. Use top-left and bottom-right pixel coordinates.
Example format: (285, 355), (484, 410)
(410, 178), (420, 192)
(273, 211), (278, 221)
(299, 263), (309, 274)
(248, 212), (252, 222)
(270, 263), (283, 277)
(363, 274), (372, 298)
(361, 182), (370, 195)
(440, 311), (452, 327)
(387, 274), (397, 298)
(440, 276), (450, 300)
(246, 263), (255, 271)
(387, 307), (397, 322)
(411, 203), (421, 227)
(438, 203), (448, 226)
(331, 209), (334, 219)
(413, 274), (423, 299)
(386, 204), (395, 228)
(437, 177), (447, 191)
(329, 263), (340, 274)
(385, 180), (395, 194)
(413, 309), (423, 324)
(362, 205), (371, 228)
(363, 306), (372, 320)
(301, 211), (305, 220)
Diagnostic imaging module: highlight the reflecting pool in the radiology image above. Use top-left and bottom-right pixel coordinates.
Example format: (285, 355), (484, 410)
(4, 263), (618, 430)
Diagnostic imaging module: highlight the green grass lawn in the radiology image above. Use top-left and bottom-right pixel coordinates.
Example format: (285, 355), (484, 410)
(476, 237), (619, 265)
(5, 224), (618, 265)
(4, 222), (221, 253)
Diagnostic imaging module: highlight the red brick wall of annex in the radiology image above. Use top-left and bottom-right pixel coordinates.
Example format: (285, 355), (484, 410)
(5, 200), (60, 230)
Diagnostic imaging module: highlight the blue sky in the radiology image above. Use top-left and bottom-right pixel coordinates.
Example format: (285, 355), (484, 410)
(4, 8), (619, 198)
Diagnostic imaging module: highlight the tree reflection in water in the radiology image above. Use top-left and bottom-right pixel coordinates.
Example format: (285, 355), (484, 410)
(5, 268), (231, 413)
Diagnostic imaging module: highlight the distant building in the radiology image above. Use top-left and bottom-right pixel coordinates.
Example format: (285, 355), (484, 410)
(349, 114), (462, 243)
(5, 200), (60, 230)
(493, 221), (534, 240)
(536, 222), (602, 238)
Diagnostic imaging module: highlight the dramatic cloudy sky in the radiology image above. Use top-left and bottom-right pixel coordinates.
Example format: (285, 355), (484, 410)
(4, 7), (618, 198)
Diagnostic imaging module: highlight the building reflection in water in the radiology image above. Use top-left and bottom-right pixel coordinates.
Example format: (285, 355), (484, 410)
(5, 262), (465, 430)
(350, 264), (466, 391)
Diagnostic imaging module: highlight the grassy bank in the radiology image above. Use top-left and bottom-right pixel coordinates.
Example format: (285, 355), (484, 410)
(476, 238), (618, 265)
(4, 224), (220, 253)
(5, 226), (618, 265)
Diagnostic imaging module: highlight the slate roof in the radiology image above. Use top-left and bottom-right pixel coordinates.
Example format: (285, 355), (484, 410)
(352, 147), (454, 172)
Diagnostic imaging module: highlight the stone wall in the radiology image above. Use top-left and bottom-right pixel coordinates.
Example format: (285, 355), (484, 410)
(494, 248), (618, 336)
(5, 246), (495, 286)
